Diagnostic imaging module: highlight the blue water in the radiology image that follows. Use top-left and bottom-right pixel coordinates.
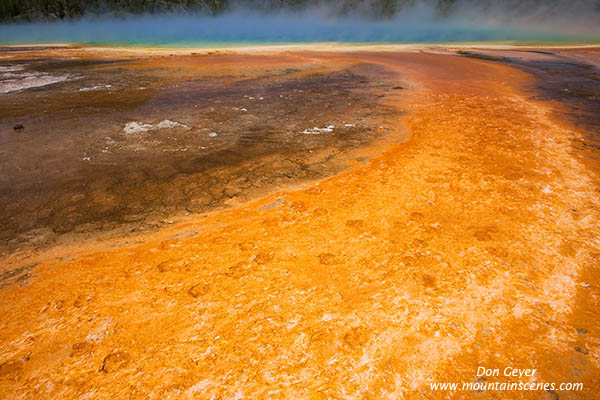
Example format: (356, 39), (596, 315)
(0, 12), (598, 47)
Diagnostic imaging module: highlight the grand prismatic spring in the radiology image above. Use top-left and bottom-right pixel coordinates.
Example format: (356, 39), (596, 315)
(0, 1), (599, 399)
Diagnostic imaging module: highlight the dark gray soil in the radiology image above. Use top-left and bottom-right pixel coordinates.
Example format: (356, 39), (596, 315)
(0, 53), (403, 255)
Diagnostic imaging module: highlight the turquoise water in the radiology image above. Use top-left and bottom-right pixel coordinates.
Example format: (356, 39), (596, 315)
(1, 13), (598, 47)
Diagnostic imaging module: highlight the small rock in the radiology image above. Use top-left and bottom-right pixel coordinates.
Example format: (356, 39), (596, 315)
(13, 124), (24, 132)
(574, 346), (589, 355)
(208, 132), (218, 138)
(73, 296), (85, 307)
(100, 351), (129, 373)
(0, 360), (24, 380)
(224, 262), (249, 278)
(123, 121), (152, 134)
(474, 376), (486, 392)
(312, 207), (328, 217)
(318, 253), (340, 265)
(259, 198), (286, 211)
(474, 230), (493, 241)
(409, 212), (424, 222)
(156, 120), (188, 129)
(188, 283), (210, 298)
(345, 219), (364, 229)
(157, 261), (172, 273)
(546, 389), (560, 400)
(253, 252), (274, 265)
(423, 274), (436, 288)
(71, 342), (93, 357)
(223, 185), (241, 198)
(290, 201), (306, 212)
(238, 241), (255, 251)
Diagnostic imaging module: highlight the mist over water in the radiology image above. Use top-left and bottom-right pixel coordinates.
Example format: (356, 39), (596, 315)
(1, 2), (599, 46)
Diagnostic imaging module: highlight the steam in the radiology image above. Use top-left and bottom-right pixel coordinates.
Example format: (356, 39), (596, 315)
(445, 0), (600, 37)
(0, 1), (598, 46)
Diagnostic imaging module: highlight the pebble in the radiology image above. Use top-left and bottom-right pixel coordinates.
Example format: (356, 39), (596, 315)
(100, 352), (130, 373)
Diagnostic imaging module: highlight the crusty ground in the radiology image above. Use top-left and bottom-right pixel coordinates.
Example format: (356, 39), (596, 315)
(0, 49), (403, 255)
(0, 49), (599, 399)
